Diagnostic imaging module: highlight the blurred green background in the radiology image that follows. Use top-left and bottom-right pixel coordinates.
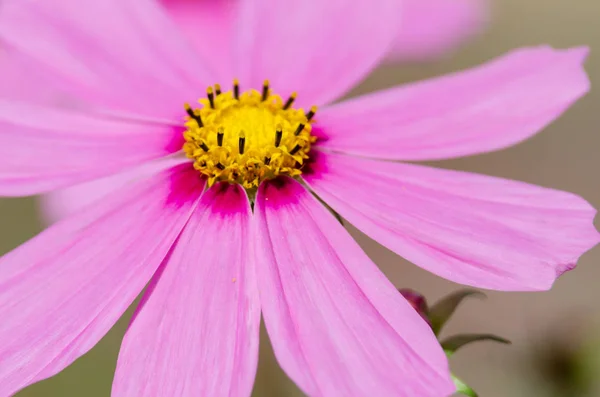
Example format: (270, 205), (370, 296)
(2, 0), (600, 395)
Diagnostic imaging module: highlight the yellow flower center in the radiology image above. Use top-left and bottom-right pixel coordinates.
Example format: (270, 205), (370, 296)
(182, 79), (317, 189)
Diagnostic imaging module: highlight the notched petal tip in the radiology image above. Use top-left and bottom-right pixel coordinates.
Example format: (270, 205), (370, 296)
(305, 153), (600, 292)
(532, 45), (591, 94)
(491, 195), (599, 292)
(547, 194), (600, 283)
(565, 45), (591, 64)
(316, 44), (593, 162)
(559, 45), (591, 92)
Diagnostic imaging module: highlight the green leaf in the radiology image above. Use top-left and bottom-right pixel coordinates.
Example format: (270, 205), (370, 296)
(442, 333), (511, 357)
(452, 374), (478, 397)
(429, 289), (485, 335)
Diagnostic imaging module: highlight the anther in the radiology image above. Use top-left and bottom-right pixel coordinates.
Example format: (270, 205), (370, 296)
(306, 106), (317, 121)
(207, 87), (215, 108)
(239, 132), (246, 155)
(233, 79), (240, 99)
(283, 92), (297, 110)
(289, 144), (302, 155)
(274, 127), (283, 147)
(217, 128), (224, 146)
(183, 80), (316, 186)
(262, 79), (270, 101)
(294, 123), (305, 136)
(184, 103), (203, 127)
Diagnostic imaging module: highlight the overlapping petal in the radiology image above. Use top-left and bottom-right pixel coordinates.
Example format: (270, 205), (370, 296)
(0, 101), (183, 196)
(113, 183), (259, 396)
(158, 0), (237, 84)
(0, 165), (204, 395)
(316, 47), (590, 160)
(159, 0), (488, 81)
(304, 153), (599, 290)
(0, 0), (213, 119)
(233, 0), (401, 108)
(39, 156), (190, 224)
(0, 1), (592, 396)
(255, 177), (454, 396)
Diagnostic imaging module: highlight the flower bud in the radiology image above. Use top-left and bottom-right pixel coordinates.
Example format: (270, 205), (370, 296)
(398, 288), (430, 324)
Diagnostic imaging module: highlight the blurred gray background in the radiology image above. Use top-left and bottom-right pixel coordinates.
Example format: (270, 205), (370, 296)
(3, 0), (600, 395)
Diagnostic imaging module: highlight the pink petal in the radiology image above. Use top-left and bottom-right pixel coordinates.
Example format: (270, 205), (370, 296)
(0, 101), (183, 196)
(113, 182), (259, 396)
(255, 177), (454, 396)
(304, 153), (600, 291)
(39, 156), (191, 225)
(316, 46), (590, 160)
(0, 0), (214, 120)
(386, 0), (488, 62)
(234, 0), (401, 107)
(158, 0), (237, 83)
(0, 49), (64, 103)
(0, 165), (204, 395)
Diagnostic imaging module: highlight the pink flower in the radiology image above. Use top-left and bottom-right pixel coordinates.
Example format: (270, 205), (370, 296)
(0, 0), (596, 396)
(38, 0), (488, 221)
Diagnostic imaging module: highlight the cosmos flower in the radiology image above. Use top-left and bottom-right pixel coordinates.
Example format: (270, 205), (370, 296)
(0, 0), (596, 396)
(37, 0), (488, 220)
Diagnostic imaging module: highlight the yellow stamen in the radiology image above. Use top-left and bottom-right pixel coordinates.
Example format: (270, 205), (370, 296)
(233, 79), (240, 99)
(283, 92), (297, 110)
(183, 80), (317, 188)
(206, 87), (215, 108)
